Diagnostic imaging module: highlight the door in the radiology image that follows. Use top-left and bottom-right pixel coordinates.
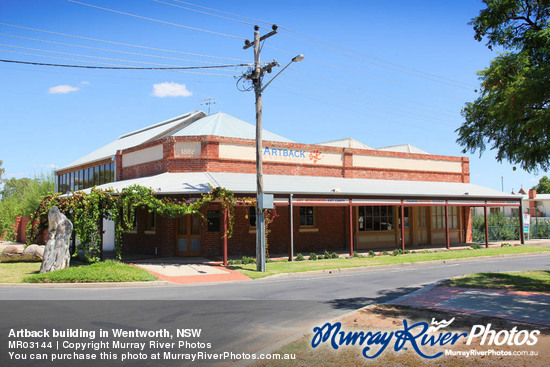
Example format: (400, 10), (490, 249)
(176, 214), (201, 256)
(414, 207), (429, 245)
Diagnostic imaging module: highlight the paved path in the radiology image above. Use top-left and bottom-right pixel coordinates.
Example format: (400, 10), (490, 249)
(388, 284), (550, 327)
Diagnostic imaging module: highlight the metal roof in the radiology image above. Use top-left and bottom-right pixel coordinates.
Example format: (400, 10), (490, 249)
(317, 138), (373, 150)
(89, 172), (520, 201)
(59, 111), (205, 171)
(171, 112), (293, 142)
(59, 111), (292, 172)
(378, 144), (429, 154)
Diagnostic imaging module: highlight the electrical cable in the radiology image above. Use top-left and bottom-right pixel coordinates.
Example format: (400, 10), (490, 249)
(0, 23), (249, 62)
(0, 58), (249, 70)
(66, 0), (245, 40)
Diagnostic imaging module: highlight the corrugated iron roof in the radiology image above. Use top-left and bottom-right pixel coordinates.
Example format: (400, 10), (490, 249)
(58, 111), (292, 171)
(378, 144), (429, 154)
(171, 112), (293, 142)
(317, 138), (373, 150)
(88, 172), (519, 201)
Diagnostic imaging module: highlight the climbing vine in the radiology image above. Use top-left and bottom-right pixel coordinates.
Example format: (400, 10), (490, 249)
(26, 185), (238, 262)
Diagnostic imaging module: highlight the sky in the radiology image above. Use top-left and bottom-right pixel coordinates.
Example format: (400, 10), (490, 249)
(0, 0), (546, 193)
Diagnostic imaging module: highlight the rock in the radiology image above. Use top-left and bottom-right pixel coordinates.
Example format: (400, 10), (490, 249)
(23, 244), (45, 261)
(2, 245), (23, 255)
(40, 206), (73, 273)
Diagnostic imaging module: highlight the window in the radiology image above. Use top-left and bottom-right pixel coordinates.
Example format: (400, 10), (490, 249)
(300, 206), (315, 227)
(432, 206), (459, 229)
(207, 210), (220, 232)
(358, 206), (394, 231)
(249, 206), (256, 227)
(490, 207), (500, 215)
(511, 208), (520, 217)
(145, 210), (156, 232)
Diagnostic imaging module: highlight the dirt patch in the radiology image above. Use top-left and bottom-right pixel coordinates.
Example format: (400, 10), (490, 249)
(254, 305), (549, 367)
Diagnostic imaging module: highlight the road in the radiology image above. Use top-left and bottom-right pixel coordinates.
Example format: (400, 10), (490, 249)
(1, 254), (549, 366)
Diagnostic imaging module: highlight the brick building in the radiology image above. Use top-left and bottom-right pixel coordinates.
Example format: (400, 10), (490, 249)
(56, 111), (523, 260)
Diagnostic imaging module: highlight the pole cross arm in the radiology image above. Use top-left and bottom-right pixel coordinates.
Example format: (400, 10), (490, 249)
(243, 25), (278, 49)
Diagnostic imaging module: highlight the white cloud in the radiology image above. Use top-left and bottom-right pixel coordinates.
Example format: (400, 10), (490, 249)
(48, 84), (80, 94)
(152, 82), (192, 98)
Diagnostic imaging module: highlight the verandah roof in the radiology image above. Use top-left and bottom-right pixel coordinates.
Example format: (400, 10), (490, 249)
(88, 172), (520, 203)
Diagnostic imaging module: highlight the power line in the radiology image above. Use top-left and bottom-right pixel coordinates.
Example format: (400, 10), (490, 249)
(66, 0), (245, 39)
(164, 1), (475, 89)
(0, 43), (251, 70)
(0, 33), (237, 65)
(0, 23), (250, 62)
(152, 0), (259, 28)
(0, 59), (249, 70)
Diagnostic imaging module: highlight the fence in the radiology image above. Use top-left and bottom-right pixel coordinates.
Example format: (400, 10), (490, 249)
(472, 219), (550, 242)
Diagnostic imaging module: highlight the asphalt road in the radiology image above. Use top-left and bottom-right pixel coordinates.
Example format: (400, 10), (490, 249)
(2, 254), (549, 366)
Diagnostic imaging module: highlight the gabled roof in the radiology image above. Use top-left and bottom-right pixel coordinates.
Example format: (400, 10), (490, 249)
(317, 138), (373, 150)
(59, 111), (292, 171)
(171, 112), (293, 142)
(60, 111), (206, 171)
(378, 144), (429, 154)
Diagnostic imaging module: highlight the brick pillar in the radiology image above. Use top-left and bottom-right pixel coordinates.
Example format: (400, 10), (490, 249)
(343, 149), (353, 178)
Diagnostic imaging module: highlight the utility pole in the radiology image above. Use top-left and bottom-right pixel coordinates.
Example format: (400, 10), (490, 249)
(243, 25), (278, 272)
(241, 25), (303, 272)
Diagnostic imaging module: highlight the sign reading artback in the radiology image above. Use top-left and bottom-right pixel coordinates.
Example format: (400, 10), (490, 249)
(218, 143), (343, 166)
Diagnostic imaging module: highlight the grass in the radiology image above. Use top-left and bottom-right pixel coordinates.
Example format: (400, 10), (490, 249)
(230, 245), (550, 279)
(20, 260), (157, 283)
(442, 270), (550, 293)
(0, 262), (41, 283)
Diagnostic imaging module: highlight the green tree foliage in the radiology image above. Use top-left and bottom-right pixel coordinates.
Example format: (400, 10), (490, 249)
(0, 173), (55, 240)
(0, 160), (4, 182)
(457, 0), (550, 172)
(532, 175), (550, 193)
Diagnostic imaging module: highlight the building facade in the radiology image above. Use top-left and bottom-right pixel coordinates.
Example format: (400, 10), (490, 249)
(57, 111), (522, 259)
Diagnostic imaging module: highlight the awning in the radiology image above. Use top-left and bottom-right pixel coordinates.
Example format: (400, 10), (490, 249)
(86, 172), (521, 204)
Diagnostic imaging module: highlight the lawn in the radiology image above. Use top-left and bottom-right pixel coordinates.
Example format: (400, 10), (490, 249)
(0, 260), (157, 283)
(441, 270), (550, 293)
(230, 245), (550, 279)
(0, 262), (41, 283)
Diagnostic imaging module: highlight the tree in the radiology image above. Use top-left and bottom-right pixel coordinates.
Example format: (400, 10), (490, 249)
(0, 160), (4, 182)
(532, 175), (550, 193)
(0, 174), (55, 240)
(456, 0), (550, 173)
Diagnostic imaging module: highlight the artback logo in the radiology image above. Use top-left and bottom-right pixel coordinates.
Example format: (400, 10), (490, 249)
(311, 319), (540, 360)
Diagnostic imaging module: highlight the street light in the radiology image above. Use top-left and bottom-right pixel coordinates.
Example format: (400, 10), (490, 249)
(261, 54), (305, 92)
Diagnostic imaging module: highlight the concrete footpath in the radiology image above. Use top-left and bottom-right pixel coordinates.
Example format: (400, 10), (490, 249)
(387, 282), (550, 327)
(129, 258), (251, 284)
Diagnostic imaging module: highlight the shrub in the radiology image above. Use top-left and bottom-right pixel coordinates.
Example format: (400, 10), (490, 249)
(309, 252), (318, 260)
(368, 250), (375, 257)
(382, 250), (389, 256)
(501, 243), (512, 247)
(470, 244), (482, 250)
(392, 249), (403, 256)
(331, 252), (339, 259)
(242, 256), (255, 264)
(353, 251), (359, 257)
(323, 250), (331, 259)
(296, 253), (304, 261)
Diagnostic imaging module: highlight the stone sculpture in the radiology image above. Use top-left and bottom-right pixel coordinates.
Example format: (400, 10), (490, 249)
(40, 206), (73, 273)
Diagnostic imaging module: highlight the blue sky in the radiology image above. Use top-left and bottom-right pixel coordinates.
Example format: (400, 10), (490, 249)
(0, 0), (546, 193)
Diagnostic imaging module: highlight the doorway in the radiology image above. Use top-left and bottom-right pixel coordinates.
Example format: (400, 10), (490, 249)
(414, 207), (430, 245)
(176, 214), (201, 256)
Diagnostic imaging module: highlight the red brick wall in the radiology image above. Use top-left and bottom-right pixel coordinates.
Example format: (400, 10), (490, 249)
(118, 136), (470, 184)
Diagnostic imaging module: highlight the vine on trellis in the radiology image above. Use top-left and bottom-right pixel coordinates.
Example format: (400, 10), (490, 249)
(26, 185), (238, 262)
